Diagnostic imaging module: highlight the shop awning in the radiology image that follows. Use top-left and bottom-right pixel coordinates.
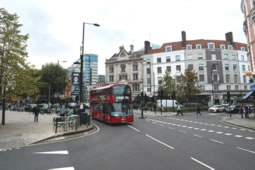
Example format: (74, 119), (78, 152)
(243, 91), (255, 100)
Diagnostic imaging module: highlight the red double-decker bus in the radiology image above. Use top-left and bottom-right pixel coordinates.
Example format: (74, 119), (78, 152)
(89, 83), (134, 124)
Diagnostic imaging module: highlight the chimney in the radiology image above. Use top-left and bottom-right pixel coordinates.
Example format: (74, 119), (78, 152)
(181, 31), (186, 48)
(225, 32), (233, 45)
(144, 41), (151, 54)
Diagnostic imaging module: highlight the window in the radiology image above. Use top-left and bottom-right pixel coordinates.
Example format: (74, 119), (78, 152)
(211, 54), (216, 60)
(241, 55), (244, 61)
(133, 64), (138, 71)
(186, 45), (192, 50)
(158, 77), (162, 84)
(188, 64), (193, 70)
(147, 78), (151, 84)
(226, 74), (230, 83)
(119, 75), (127, 81)
(240, 47), (246, 51)
(109, 66), (114, 73)
(244, 85), (247, 90)
(157, 58), (161, 63)
(243, 75), (246, 83)
(176, 65), (181, 72)
(234, 75), (238, 83)
(199, 84), (205, 91)
(187, 54), (192, 60)
(165, 45), (172, 52)
(223, 54), (228, 60)
(109, 75), (114, 82)
(242, 65), (245, 72)
(233, 64), (237, 71)
(166, 66), (171, 72)
(157, 67), (162, 74)
(212, 64), (218, 71)
(220, 44), (226, 49)
(175, 55), (181, 61)
(199, 75), (204, 82)
(166, 56), (171, 62)
(198, 64), (204, 71)
(227, 85), (231, 90)
(147, 88), (151, 93)
(132, 84), (140, 91)
(213, 74), (218, 81)
(133, 73), (138, 80)
(207, 43), (215, 49)
(248, 65), (251, 71)
(235, 85), (239, 90)
(228, 45), (233, 50)
(214, 85), (219, 90)
(121, 65), (126, 72)
(244, 56), (248, 61)
(232, 54), (236, 60)
(176, 76), (181, 82)
(225, 64), (229, 71)
(198, 54), (203, 60)
(196, 44), (202, 49)
(146, 68), (151, 74)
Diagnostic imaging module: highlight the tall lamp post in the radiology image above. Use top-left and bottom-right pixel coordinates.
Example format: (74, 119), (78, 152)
(56, 60), (66, 103)
(80, 22), (100, 108)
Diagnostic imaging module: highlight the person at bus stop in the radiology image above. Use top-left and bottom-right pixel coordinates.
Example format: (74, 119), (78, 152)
(196, 104), (201, 117)
(176, 104), (183, 116)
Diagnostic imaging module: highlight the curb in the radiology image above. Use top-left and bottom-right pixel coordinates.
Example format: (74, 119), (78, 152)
(221, 117), (255, 131)
(31, 123), (96, 145)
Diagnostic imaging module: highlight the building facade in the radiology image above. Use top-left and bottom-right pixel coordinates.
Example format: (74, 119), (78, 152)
(241, 0), (255, 73)
(105, 45), (145, 98)
(143, 31), (249, 105)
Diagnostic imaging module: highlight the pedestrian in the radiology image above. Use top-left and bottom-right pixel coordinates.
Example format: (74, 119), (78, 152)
(33, 105), (39, 123)
(240, 105), (244, 118)
(196, 103), (201, 117)
(244, 105), (249, 118)
(176, 104), (183, 116)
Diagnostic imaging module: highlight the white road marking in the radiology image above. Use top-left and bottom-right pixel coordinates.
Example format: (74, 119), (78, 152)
(217, 125), (222, 127)
(193, 134), (202, 138)
(190, 157), (215, 170)
(234, 135), (243, 138)
(225, 133), (232, 136)
(128, 125), (141, 133)
(248, 130), (255, 132)
(178, 130), (187, 133)
(236, 147), (255, 154)
(34, 151), (69, 155)
(216, 132), (223, 134)
(210, 139), (224, 144)
(208, 130), (214, 133)
(194, 128), (200, 130)
(240, 128), (246, 131)
(49, 167), (75, 170)
(145, 134), (174, 150)
(188, 127), (193, 129)
(200, 129), (207, 131)
(245, 137), (254, 140)
(232, 128), (237, 130)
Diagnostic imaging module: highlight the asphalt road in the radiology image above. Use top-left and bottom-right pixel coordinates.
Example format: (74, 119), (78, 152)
(0, 112), (255, 170)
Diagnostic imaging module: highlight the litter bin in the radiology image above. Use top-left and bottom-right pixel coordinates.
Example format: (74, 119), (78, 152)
(80, 112), (88, 125)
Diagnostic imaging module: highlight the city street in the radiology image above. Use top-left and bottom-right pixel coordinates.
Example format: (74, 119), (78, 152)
(0, 112), (255, 170)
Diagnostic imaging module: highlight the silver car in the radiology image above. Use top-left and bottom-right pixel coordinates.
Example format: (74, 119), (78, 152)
(208, 105), (225, 113)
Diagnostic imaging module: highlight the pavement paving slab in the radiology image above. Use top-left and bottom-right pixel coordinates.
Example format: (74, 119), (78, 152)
(0, 110), (93, 150)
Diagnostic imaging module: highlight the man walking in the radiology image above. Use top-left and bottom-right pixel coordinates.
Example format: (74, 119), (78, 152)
(176, 104), (183, 116)
(196, 103), (201, 117)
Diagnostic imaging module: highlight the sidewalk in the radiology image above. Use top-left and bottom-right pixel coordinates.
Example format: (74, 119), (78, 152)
(0, 110), (94, 150)
(134, 109), (255, 130)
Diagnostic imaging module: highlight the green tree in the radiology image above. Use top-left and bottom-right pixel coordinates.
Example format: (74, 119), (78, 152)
(160, 70), (176, 99)
(0, 8), (38, 125)
(178, 68), (200, 103)
(39, 63), (67, 100)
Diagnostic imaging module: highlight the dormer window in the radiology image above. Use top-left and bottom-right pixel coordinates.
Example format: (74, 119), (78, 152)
(207, 43), (215, 49)
(186, 45), (192, 50)
(228, 45), (233, 50)
(165, 45), (172, 52)
(220, 44), (226, 49)
(240, 47), (246, 51)
(196, 44), (202, 49)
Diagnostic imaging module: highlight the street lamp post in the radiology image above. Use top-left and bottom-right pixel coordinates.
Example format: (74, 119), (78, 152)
(79, 22), (100, 108)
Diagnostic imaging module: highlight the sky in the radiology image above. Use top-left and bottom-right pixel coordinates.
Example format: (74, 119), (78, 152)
(1, 0), (246, 74)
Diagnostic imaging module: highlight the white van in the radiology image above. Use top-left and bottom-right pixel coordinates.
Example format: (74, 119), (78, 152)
(157, 100), (181, 108)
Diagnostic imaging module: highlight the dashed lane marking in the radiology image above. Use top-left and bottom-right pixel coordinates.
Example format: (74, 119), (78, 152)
(128, 125), (141, 133)
(236, 147), (255, 154)
(49, 167), (75, 170)
(190, 157), (215, 170)
(193, 134), (202, 138)
(34, 150), (69, 155)
(210, 139), (224, 144)
(145, 134), (174, 150)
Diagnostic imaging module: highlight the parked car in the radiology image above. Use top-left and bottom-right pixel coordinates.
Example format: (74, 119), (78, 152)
(24, 104), (37, 112)
(37, 103), (50, 113)
(208, 105), (225, 113)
